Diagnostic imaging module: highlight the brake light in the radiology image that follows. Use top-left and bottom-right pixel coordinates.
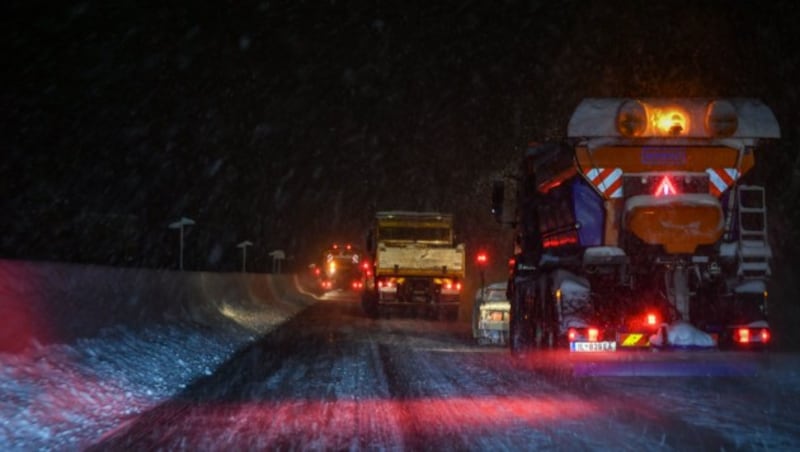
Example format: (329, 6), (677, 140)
(736, 328), (750, 343)
(646, 312), (658, 326)
(761, 329), (771, 343)
(568, 328), (576, 341)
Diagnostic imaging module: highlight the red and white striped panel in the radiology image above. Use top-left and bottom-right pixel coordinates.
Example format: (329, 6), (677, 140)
(706, 168), (739, 197)
(584, 168), (623, 199)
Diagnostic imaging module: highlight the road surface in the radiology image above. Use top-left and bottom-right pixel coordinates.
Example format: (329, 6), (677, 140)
(91, 289), (800, 450)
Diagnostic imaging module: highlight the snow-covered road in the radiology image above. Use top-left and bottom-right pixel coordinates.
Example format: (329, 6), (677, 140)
(77, 291), (800, 451)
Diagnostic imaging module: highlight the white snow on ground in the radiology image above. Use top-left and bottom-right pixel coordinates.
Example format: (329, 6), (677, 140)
(0, 321), (257, 450)
(0, 260), (317, 451)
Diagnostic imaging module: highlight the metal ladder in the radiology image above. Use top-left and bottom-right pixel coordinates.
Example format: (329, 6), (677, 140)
(736, 185), (772, 278)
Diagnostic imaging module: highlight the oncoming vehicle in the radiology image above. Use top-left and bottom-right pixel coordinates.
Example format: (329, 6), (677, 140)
(492, 98), (779, 353)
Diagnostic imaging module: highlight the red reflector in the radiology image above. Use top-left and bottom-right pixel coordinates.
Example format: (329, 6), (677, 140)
(588, 328), (599, 342)
(655, 175), (677, 197)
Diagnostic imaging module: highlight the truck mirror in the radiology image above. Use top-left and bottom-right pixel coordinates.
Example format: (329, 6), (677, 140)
(491, 180), (505, 222)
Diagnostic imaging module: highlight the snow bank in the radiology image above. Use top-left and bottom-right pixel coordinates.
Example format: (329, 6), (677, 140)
(0, 259), (318, 449)
(0, 259), (316, 353)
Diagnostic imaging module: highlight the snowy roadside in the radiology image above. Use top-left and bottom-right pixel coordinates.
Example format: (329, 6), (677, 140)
(0, 263), (320, 451)
(0, 321), (259, 451)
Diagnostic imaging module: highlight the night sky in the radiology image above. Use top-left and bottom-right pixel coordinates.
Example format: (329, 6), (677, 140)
(3, 0), (799, 276)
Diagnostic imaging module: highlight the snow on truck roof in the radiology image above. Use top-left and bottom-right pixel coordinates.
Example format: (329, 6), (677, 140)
(567, 98), (780, 139)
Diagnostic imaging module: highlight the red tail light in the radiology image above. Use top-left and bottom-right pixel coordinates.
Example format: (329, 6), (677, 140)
(588, 328), (599, 342)
(646, 312), (658, 326)
(568, 328), (576, 341)
(736, 328), (750, 343)
(734, 327), (770, 344)
(455, 282), (462, 291)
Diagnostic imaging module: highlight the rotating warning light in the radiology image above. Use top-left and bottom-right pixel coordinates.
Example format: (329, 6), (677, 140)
(652, 108), (688, 136)
(616, 99), (647, 137)
(705, 99), (738, 137)
(654, 175), (678, 197)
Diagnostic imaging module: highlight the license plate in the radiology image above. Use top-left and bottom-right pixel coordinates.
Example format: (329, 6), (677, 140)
(570, 341), (617, 352)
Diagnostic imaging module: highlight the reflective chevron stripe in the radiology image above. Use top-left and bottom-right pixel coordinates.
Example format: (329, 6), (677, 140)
(617, 333), (650, 347)
(706, 168), (740, 196)
(584, 168), (623, 199)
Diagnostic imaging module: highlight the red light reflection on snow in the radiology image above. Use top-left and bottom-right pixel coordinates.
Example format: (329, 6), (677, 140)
(0, 261), (51, 353)
(126, 395), (598, 447)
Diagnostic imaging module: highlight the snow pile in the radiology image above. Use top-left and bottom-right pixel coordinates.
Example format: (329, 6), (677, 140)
(0, 323), (255, 450)
(649, 321), (716, 348)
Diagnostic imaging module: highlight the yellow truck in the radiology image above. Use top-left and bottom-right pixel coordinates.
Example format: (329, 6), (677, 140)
(361, 211), (465, 320)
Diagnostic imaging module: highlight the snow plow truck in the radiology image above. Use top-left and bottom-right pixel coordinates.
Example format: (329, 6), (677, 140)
(361, 211), (465, 320)
(315, 243), (365, 291)
(491, 98), (780, 353)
